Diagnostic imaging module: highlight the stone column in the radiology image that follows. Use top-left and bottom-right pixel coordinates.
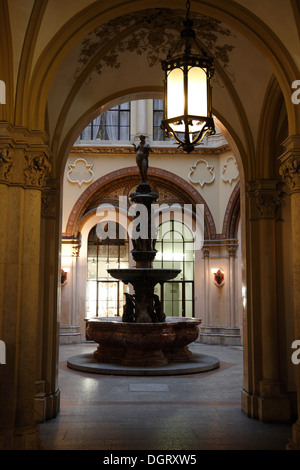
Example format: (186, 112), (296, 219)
(228, 244), (238, 326)
(279, 135), (300, 449)
(254, 181), (291, 422)
(38, 179), (61, 421)
(71, 242), (81, 328)
(241, 180), (290, 422)
(0, 123), (52, 449)
(202, 246), (210, 325)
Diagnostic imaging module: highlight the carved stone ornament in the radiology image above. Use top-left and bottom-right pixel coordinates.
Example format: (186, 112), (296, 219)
(202, 246), (210, 258)
(222, 155), (239, 184)
(72, 244), (81, 258)
(228, 245), (238, 257)
(24, 152), (51, 187)
(67, 158), (94, 187)
(255, 191), (281, 219)
(41, 187), (58, 218)
(189, 159), (215, 188)
(0, 147), (13, 181)
(70, 144), (231, 156)
(279, 157), (300, 192)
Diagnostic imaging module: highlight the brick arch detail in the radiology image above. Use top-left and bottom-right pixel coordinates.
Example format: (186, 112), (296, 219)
(64, 166), (217, 239)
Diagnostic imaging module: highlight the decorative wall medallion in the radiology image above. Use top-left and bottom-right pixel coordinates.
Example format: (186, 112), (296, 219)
(222, 155), (239, 184)
(188, 159), (215, 188)
(67, 158), (94, 187)
(0, 147), (13, 181)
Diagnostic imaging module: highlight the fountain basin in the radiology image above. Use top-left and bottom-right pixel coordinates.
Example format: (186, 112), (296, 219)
(86, 316), (201, 367)
(107, 268), (181, 284)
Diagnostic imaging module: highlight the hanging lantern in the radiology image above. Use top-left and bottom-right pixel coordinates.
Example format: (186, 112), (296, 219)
(161, 1), (215, 153)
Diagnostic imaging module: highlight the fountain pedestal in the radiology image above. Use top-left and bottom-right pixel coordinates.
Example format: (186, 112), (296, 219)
(86, 316), (201, 367)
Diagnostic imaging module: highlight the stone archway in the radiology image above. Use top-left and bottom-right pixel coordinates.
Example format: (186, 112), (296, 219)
(1, 0), (300, 450)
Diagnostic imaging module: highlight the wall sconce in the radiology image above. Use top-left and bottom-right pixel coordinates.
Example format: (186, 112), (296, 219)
(212, 268), (225, 287)
(61, 268), (68, 286)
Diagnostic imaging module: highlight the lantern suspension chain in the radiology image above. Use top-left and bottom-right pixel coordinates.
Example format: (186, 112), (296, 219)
(186, 0), (191, 17)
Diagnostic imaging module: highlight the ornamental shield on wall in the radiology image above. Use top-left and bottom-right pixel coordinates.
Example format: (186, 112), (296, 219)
(61, 269), (68, 286)
(214, 268), (225, 287)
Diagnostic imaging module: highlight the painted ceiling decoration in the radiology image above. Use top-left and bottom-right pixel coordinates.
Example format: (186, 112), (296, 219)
(75, 8), (235, 84)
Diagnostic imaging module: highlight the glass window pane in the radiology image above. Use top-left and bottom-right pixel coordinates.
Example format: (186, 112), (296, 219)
(185, 262), (194, 280)
(185, 283), (193, 300)
(164, 300), (173, 316)
(80, 103), (130, 141)
(153, 99), (164, 110)
(86, 281), (97, 318)
(185, 301), (193, 318)
(153, 110), (163, 126)
(185, 245), (194, 261)
(119, 126), (129, 140)
(120, 111), (130, 125)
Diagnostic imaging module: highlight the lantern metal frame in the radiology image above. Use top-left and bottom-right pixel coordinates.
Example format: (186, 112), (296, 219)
(161, 2), (215, 153)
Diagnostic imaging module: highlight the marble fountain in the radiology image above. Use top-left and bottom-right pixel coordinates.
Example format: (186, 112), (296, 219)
(67, 136), (219, 375)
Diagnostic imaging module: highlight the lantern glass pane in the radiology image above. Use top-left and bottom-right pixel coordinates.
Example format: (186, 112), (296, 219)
(188, 67), (207, 134)
(167, 68), (184, 131)
(188, 67), (207, 116)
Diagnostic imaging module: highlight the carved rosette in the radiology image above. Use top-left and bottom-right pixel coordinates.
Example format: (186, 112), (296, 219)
(0, 146), (13, 182)
(255, 190), (281, 219)
(279, 157), (300, 193)
(24, 152), (51, 188)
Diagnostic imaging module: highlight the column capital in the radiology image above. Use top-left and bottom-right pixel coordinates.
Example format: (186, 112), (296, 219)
(228, 244), (238, 257)
(246, 180), (282, 220)
(0, 146), (13, 183)
(202, 246), (210, 258)
(41, 179), (60, 218)
(24, 151), (51, 188)
(0, 121), (51, 189)
(255, 189), (281, 219)
(279, 135), (300, 194)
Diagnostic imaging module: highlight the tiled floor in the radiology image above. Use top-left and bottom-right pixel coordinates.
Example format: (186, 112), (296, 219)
(39, 342), (293, 451)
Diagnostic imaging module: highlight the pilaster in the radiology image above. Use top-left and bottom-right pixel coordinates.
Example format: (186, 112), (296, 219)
(0, 122), (52, 449)
(279, 135), (300, 448)
(241, 179), (291, 422)
(39, 178), (61, 421)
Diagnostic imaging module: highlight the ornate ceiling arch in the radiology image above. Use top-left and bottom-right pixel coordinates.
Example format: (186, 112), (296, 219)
(23, 0), (299, 133)
(5, 0), (298, 187)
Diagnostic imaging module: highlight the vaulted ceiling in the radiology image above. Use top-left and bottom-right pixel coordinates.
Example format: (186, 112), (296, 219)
(1, 0), (300, 180)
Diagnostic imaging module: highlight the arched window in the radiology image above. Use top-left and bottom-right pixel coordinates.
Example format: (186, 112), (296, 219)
(86, 224), (129, 318)
(153, 220), (195, 317)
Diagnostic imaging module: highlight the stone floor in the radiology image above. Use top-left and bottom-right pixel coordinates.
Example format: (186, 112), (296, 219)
(39, 342), (294, 451)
